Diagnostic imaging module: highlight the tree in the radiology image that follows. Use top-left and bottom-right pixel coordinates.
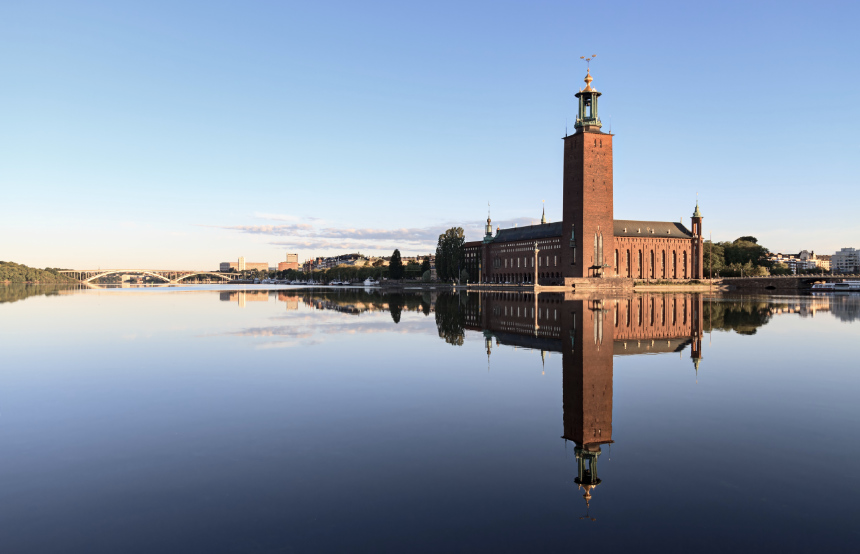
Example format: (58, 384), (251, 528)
(435, 227), (465, 281)
(703, 240), (726, 276)
(724, 238), (769, 268)
(404, 261), (422, 278)
(421, 256), (431, 274)
(737, 236), (758, 244)
(460, 269), (470, 283)
(422, 270), (432, 282)
(770, 263), (792, 276)
(389, 249), (404, 279)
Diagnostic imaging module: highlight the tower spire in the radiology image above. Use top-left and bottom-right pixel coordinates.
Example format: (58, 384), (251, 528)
(541, 200), (547, 224)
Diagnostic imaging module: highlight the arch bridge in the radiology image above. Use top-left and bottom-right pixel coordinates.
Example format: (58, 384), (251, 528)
(59, 269), (241, 284)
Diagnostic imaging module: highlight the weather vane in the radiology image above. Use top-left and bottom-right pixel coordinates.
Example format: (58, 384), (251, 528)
(580, 55), (597, 68)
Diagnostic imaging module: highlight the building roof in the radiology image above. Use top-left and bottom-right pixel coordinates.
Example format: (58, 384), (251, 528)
(488, 219), (693, 243)
(613, 220), (693, 238)
(494, 222), (563, 243)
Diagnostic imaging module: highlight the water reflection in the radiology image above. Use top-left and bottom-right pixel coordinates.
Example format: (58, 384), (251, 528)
(2, 286), (859, 550)
(458, 292), (702, 517)
(0, 283), (84, 304)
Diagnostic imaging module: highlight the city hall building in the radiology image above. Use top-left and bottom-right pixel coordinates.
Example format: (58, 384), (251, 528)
(465, 69), (704, 286)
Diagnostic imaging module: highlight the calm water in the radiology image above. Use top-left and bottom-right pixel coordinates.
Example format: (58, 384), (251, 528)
(1, 285), (859, 553)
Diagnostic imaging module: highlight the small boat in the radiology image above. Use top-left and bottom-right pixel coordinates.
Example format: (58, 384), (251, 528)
(364, 278), (379, 286)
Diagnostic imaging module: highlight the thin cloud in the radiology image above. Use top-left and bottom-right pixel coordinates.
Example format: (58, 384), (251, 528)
(217, 224), (314, 235)
(206, 216), (548, 253)
(254, 212), (300, 222)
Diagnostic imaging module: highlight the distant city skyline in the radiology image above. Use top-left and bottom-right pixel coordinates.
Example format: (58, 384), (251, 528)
(3, 1), (858, 268)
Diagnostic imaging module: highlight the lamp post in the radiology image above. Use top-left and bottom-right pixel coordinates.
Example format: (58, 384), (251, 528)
(534, 242), (540, 288)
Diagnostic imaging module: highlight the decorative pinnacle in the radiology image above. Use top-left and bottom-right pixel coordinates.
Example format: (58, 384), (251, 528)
(580, 55), (596, 92)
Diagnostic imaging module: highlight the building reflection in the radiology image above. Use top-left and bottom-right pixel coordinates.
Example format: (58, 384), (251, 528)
(466, 292), (704, 517)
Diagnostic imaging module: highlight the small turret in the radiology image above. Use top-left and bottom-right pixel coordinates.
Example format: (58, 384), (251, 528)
(691, 200), (703, 237)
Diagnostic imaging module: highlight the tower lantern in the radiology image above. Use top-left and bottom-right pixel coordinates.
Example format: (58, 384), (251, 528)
(574, 57), (602, 132)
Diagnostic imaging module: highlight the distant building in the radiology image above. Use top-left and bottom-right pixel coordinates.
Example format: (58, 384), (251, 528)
(220, 256), (268, 272)
(278, 253), (300, 272)
(766, 250), (830, 274)
(832, 248), (860, 274)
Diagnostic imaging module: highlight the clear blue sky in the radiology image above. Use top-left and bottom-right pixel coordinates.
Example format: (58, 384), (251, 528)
(2, 0), (858, 269)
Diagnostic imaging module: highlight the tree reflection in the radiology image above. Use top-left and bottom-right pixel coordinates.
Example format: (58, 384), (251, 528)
(388, 294), (404, 324)
(434, 292), (466, 346)
(704, 301), (773, 335)
(0, 284), (83, 304)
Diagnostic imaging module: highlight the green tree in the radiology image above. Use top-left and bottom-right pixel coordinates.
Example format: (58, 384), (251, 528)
(389, 250), (404, 279)
(770, 263), (792, 276)
(724, 238), (769, 268)
(404, 261), (422, 278)
(421, 256), (431, 274)
(460, 269), (470, 283)
(422, 270), (432, 282)
(435, 227), (465, 281)
(703, 240), (726, 276)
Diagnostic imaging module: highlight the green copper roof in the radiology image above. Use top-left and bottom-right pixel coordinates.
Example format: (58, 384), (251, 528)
(693, 203), (702, 218)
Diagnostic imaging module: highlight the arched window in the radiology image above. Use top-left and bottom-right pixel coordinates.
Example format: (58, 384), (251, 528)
(598, 233), (604, 266)
(683, 251), (688, 278)
(672, 251), (677, 278)
(650, 250), (655, 278)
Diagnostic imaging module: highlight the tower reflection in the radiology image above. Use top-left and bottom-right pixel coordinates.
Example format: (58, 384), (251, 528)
(466, 292), (704, 516)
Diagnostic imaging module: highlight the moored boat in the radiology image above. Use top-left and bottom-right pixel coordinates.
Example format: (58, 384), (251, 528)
(810, 280), (860, 292)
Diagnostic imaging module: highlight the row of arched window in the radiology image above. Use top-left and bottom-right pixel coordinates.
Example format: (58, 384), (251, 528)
(614, 247), (688, 279)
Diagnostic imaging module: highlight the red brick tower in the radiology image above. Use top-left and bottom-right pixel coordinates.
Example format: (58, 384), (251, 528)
(562, 67), (615, 280)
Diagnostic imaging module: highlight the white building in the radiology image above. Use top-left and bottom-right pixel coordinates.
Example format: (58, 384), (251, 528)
(831, 248), (860, 274)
